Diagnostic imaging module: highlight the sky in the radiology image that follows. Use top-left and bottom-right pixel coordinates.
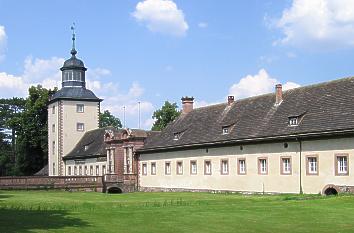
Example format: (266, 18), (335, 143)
(1, 0), (354, 129)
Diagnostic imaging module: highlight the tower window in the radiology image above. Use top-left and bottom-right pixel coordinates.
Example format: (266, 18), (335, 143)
(77, 123), (85, 131)
(52, 141), (55, 155)
(52, 124), (55, 133)
(52, 106), (55, 114)
(77, 104), (84, 113)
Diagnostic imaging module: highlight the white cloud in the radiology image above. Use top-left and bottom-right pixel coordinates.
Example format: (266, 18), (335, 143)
(0, 72), (27, 97)
(0, 57), (64, 98)
(132, 0), (189, 36)
(23, 56), (64, 88)
(198, 22), (208, 28)
(275, 0), (354, 49)
(228, 69), (300, 99)
(0, 25), (7, 61)
(143, 118), (155, 129)
(194, 100), (221, 109)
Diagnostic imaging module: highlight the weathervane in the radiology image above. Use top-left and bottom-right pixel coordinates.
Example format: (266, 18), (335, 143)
(70, 23), (77, 56)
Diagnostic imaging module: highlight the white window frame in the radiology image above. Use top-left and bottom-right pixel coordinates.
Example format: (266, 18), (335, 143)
(238, 159), (246, 175)
(221, 159), (229, 175)
(142, 163), (147, 175)
(76, 104), (84, 113)
(336, 155), (348, 175)
(281, 157), (291, 175)
(258, 158), (268, 175)
(151, 162), (156, 175)
(77, 123), (85, 132)
(190, 161), (197, 175)
(177, 161), (183, 175)
(165, 162), (171, 175)
(204, 160), (212, 175)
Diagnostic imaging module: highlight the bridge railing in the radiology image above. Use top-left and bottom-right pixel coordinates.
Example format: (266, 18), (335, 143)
(0, 176), (103, 190)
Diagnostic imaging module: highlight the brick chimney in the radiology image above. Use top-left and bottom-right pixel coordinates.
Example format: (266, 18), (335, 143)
(275, 84), (283, 105)
(228, 96), (235, 105)
(181, 96), (194, 114)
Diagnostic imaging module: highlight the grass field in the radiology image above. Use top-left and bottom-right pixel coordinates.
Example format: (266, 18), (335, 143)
(1, 191), (354, 233)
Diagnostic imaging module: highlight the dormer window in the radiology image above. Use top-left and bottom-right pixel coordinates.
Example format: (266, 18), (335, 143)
(289, 117), (299, 126)
(84, 145), (89, 151)
(173, 133), (180, 140)
(222, 127), (229, 135)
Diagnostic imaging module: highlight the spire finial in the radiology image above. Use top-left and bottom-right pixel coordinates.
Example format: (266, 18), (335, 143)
(70, 23), (77, 56)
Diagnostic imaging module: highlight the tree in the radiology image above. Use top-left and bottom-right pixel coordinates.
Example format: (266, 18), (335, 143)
(0, 98), (26, 164)
(0, 98), (26, 175)
(99, 110), (122, 129)
(151, 101), (180, 131)
(15, 85), (57, 175)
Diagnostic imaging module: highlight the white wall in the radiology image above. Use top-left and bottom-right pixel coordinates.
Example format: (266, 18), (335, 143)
(139, 137), (354, 194)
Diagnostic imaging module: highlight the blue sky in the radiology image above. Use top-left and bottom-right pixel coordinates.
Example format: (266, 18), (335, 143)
(1, 0), (354, 129)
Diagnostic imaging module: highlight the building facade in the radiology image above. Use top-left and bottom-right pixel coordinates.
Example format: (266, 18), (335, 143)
(48, 32), (101, 176)
(138, 78), (354, 194)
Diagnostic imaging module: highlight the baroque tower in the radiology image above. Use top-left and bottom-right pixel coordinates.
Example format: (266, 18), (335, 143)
(48, 26), (101, 176)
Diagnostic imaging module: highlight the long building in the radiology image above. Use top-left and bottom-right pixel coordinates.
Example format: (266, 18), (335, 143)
(137, 78), (354, 195)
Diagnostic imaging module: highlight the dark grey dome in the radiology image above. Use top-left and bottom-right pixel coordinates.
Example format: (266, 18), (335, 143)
(62, 56), (85, 69)
(49, 87), (101, 103)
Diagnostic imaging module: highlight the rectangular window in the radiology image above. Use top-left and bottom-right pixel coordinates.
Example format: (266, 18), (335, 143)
(306, 155), (318, 175)
(76, 104), (84, 113)
(165, 162), (171, 175)
(52, 141), (55, 155)
(335, 154), (349, 176)
(190, 160), (197, 175)
(74, 166), (77, 176)
(151, 162), (156, 175)
(281, 157), (292, 175)
(142, 163), (147, 175)
(52, 105), (55, 114)
(237, 158), (246, 175)
(77, 123), (85, 131)
(221, 159), (229, 175)
(79, 166), (82, 176)
(204, 160), (212, 175)
(102, 165), (106, 175)
(176, 161), (183, 175)
(53, 163), (55, 175)
(90, 166), (93, 175)
(84, 166), (87, 176)
(68, 166), (71, 176)
(258, 158), (268, 175)
(96, 166), (99, 176)
(52, 124), (55, 133)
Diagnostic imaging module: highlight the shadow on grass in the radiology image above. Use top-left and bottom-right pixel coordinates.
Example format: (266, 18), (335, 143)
(0, 208), (89, 233)
(0, 192), (13, 202)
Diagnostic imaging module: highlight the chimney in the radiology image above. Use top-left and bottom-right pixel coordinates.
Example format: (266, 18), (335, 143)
(181, 96), (194, 114)
(228, 96), (235, 105)
(275, 84), (283, 105)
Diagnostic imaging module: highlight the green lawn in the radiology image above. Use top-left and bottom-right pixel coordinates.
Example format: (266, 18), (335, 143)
(0, 191), (354, 233)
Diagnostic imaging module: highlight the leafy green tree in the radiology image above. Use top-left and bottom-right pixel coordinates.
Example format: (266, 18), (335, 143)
(15, 85), (57, 175)
(0, 98), (26, 175)
(99, 110), (122, 129)
(0, 98), (26, 164)
(151, 101), (180, 131)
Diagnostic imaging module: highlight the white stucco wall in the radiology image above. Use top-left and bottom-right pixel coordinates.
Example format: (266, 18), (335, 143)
(65, 158), (106, 176)
(48, 100), (100, 176)
(139, 137), (354, 194)
(61, 100), (99, 156)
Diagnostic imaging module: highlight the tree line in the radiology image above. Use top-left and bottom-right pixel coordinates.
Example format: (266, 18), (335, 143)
(0, 86), (179, 176)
